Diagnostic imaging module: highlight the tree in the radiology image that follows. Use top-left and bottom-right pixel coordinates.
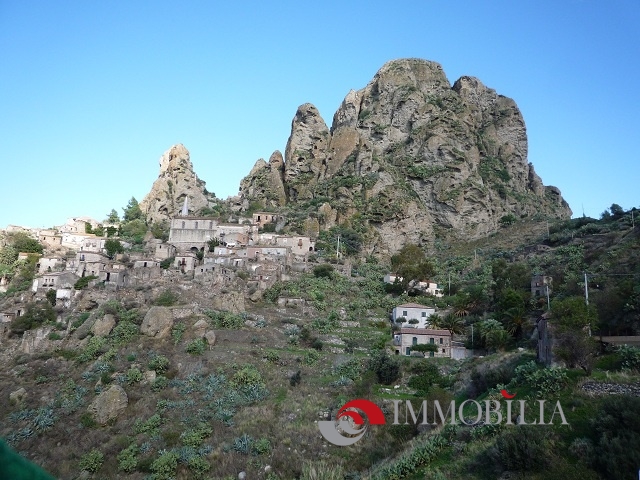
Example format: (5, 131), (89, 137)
(551, 296), (598, 373)
(46, 289), (56, 306)
(207, 238), (220, 252)
(106, 209), (120, 223)
(439, 313), (465, 336)
(497, 288), (529, 338)
(119, 219), (147, 244)
(478, 319), (509, 352)
(122, 197), (143, 222)
(10, 301), (55, 334)
(10, 232), (43, 254)
(104, 239), (124, 259)
(313, 264), (334, 278)
(391, 244), (435, 291)
(368, 351), (400, 384)
(609, 203), (625, 220)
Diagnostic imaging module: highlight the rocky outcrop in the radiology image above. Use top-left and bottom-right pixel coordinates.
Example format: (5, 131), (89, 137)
(211, 291), (245, 314)
(91, 314), (116, 337)
(140, 144), (217, 223)
(140, 306), (174, 339)
(238, 151), (287, 210)
(87, 385), (128, 425)
(239, 58), (572, 253)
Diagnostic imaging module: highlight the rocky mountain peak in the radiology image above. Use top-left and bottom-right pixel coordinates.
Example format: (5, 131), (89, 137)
(239, 58), (572, 253)
(140, 144), (214, 223)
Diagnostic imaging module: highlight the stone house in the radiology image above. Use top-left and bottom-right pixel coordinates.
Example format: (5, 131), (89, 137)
(32, 271), (78, 292)
(38, 230), (62, 247)
(392, 303), (436, 329)
(80, 236), (105, 253)
(252, 212), (280, 229)
(36, 257), (66, 274)
(175, 253), (197, 273)
(99, 265), (129, 287)
(531, 274), (552, 298)
(393, 328), (452, 357)
(155, 243), (176, 261)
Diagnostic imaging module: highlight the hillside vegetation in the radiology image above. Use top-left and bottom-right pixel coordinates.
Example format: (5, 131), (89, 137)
(1, 206), (639, 479)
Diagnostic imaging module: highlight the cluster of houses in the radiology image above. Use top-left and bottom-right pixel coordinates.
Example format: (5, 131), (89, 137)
(1, 211), (316, 321)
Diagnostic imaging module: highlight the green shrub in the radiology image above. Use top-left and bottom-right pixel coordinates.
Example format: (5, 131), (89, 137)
(134, 414), (162, 434)
(186, 338), (207, 355)
(10, 301), (56, 334)
(151, 451), (179, 480)
(79, 412), (97, 428)
(252, 437), (271, 455)
(126, 367), (143, 384)
(74, 275), (98, 290)
(290, 370), (301, 386)
(151, 376), (169, 391)
(368, 351), (400, 385)
(153, 289), (179, 306)
(47, 331), (62, 341)
(232, 365), (263, 387)
(180, 423), (213, 448)
(45, 288), (57, 306)
(110, 321), (138, 345)
(313, 264), (334, 278)
(171, 322), (187, 344)
(78, 449), (104, 473)
(117, 444), (138, 472)
(488, 426), (551, 472)
(71, 312), (91, 329)
(618, 345), (640, 370)
(160, 257), (174, 269)
(77, 336), (107, 363)
(205, 310), (245, 329)
(187, 455), (210, 477)
(593, 395), (640, 478)
(148, 354), (170, 373)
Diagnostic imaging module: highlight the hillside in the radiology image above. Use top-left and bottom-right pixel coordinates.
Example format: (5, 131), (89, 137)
(0, 208), (639, 479)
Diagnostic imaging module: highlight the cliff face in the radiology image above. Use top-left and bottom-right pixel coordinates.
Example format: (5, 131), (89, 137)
(238, 58), (571, 253)
(140, 144), (216, 223)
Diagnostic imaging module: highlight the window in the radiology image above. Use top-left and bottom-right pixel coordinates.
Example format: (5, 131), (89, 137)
(412, 337), (418, 346)
(195, 221), (198, 229)
(440, 338), (443, 344)
(402, 311), (407, 317)
(430, 351), (434, 357)
(421, 312), (426, 317)
(209, 221), (213, 229)
(182, 221), (185, 229)
(442, 349), (445, 353)
(429, 338), (434, 344)
(406, 347), (411, 356)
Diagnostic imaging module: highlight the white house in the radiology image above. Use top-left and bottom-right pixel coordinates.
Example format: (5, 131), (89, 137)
(393, 328), (451, 357)
(392, 303), (436, 329)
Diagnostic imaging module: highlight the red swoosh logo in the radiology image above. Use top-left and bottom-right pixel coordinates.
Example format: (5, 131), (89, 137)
(501, 389), (516, 399)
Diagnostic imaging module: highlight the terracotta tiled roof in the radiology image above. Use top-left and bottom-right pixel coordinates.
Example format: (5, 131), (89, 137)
(400, 328), (451, 336)
(395, 303), (433, 309)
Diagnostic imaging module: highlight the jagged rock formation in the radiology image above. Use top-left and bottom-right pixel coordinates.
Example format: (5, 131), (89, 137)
(239, 58), (571, 253)
(140, 144), (215, 223)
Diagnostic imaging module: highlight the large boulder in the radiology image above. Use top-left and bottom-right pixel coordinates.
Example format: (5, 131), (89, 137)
(87, 385), (128, 425)
(91, 314), (116, 337)
(140, 306), (174, 338)
(9, 387), (27, 405)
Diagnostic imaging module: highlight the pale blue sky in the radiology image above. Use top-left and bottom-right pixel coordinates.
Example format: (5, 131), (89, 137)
(1, 0), (638, 228)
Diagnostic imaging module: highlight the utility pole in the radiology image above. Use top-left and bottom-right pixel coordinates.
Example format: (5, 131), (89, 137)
(546, 284), (550, 311)
(584, 272), (589, 306)
(336, 235), (340, 259)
